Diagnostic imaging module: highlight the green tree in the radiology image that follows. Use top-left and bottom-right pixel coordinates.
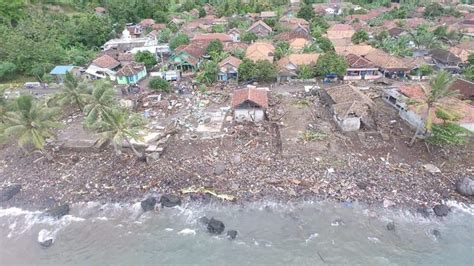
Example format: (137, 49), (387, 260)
(298, 64), (314, 79)
(211, 24), (226, 33)
(238, 59), (256, 81)
(158, 28), (172, 42)
(84, 80), (117, 129)
(0, 0), (25, 26)
(463, 66), (474, 82)
(352, 29), (369, 44)
(55, 72), (91, 112)
(316, 37), (334, 53)
(311, 16), (329, 32)
(135, 51), (157, 70)
(314, 52), (348, 77)
(91, 107), (147, 158)
(1, 96), (62, 153)
(408, 71), (459, 146)
(410, 24), (439, 49)
(149, 77), (171, 92)
(0, 62), (17, 81)
(240, 32), (258, 43)
(297, 4), (314, 21)
(274, 41), (291, 61)
(197, 60), (219, 85)
(468, 53), (474, 67)
(427, 123), (472, 146)
(206, 40), (224, 55)
(255, 60), (277, 82)
(198, 7), (206, 18)
(423, 3), (444, 18)
(169, 33), (190, 50)
(418, 64), (433, 77)
(153, 10), (169, 23)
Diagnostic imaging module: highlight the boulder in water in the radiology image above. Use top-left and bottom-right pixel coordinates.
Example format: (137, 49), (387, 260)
(432, 229), (441, 238)
(207, 218), (225, 235)
(39, 239), (53, 248)
(386, 222), (396, 231)
(141, 197), (156, 212)
(226, 230), (238, 240)
(160, 194), (181, 207)
(199, 216), (210, 225)
(433, 204), (449, 217)
(46, 204), (70, 219)
(456, 177), (474, 197)
(0, 184), (21, 202)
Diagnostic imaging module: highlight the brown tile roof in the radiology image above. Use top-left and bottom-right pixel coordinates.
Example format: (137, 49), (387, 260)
(288, 53), (319, 65)
(140, 19), (155, 27)
(325, 84), (374, 119)
(116, 63), (145, 76)
(346, 54), (376, 69)
(335, 45), (376, 57)
(449, 47), (470, 62)
(192, 33), (233, 42)
(363, 49), (408, 70)
(289, 38), (310, 51)
(400, 84), (426, 100)
(92, 54), (120, 69)
(247, 20), (273, 33)
(388, 27), (406, 37)
(449, 78), (474, 100)
(430, 48), (462, 64)
(279, 16), (309, 26)
(175, 40), (210, 59)
(274, 31), (311, 41)
(245, 41), (275, 62)
(232, 88), (268, 109)
(327, 24), (355, 39)
(224, 42), (248, 52)
(117, 53), (134, 62)
(219, 56), (242, 68)
(152, 23), (166, 30)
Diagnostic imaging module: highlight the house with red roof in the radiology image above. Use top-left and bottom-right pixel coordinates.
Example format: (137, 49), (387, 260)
(218, 56), (242, 81)
(343, 54), (382, 81)
(247, 20), (273, 37)
(232, 87), (268, 122)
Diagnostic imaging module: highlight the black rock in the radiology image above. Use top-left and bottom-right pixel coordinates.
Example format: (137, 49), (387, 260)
(207, 218), (225, 235)
(386, 222), (396, 231)
(417, 207), (430, 218)
(141, 197), (156, 212)
(160, 194), (182, 207)
(432, 229), (441, 238)
(0, 184), (22, 202)
(226, 230), (238, 240)
(456, 177), (474, 197)
(39, 239), (53, 248)
(433, 204), (449, 217)
(199, 216), (210, 225)
(46, 204), (70, 219)
(356, 181), (368, 190)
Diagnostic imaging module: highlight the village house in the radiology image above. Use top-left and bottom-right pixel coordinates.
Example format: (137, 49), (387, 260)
(227, 28), (242, 42)
(85, 54), (121, 81)
(429, 48), (462, 73)
(139, 19), (155, 30)
(245, 41), (275, 62)
(247, 20), (273, 38)
(231, 87), (268, 123)
(126, 24), (143, 38)
(327, 24), (355, 47)
(117, 53), (134, 65)
(274, 31), (311, 42)
(49, 65), (76, 83)
(94, 7), (106, 16)
(335, 44), (376, 57)
(289, 38), (310, 53)
(449, 78), (474, 101)
(343, 54), (382, 81)
(168, 41), (209, 72)
(260, 11), (277, 20)
(192, 33), (233, 43)
(363, 49), (412, 78)
(322, 84), (375, 132)
(276, 53), (319, 82)
(116, 63), (147, 85)
(218, 56), (242, 81)
(383, 84), (474, 132)
(102, 28), (158, 51)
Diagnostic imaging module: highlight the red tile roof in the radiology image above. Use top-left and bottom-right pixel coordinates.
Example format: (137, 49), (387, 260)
(175, 40), (210, 59)
(192, 33), (233, 42)
(92, 54), (121, 69)
(232, 88), (268, 109)
(346, 54), (376, 68)
(449, 78), (474, 100)
(116, 63), (145, 76)
(219, 56), (242, 68)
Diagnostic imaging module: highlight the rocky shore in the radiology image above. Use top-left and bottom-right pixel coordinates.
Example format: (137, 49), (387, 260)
(1, 126), (473, 214)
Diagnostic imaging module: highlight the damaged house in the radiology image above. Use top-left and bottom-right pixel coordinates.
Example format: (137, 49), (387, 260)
(322, 85), (375, 132)
(231, 87), (268, 123)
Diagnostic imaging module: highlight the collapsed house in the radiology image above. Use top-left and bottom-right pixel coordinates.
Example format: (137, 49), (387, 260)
(321, 85), (375, 131)
(231, 87), (268, 123)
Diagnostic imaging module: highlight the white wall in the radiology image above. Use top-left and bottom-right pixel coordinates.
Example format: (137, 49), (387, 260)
(234, 109), (265, 123)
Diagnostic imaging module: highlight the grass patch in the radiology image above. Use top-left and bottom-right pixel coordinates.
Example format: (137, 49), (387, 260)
(300, 130), (328, 141)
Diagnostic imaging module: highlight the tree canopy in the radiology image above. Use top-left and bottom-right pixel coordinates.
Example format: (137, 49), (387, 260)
(314, 52), (348, 77)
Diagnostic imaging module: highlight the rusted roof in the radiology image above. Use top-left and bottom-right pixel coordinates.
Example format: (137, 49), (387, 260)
(388, 27), (406, 37)
(399, 84), (426, 100)
(274, 31), (311, 41)
(449, 78), (474, 100)
(430, 48), (462, 64)
(92, 54), (120, 69)
(192, 33), (233, 42)
(247, 20), (273, 33)
(346, 54), (376, 69)
(232, 88), (268, 109)
(116, 63), (145, 76)
(219, 56), (242, 68)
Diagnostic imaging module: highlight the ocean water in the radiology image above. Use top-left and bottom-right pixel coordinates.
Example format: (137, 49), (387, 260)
(0, 200), (473, 265)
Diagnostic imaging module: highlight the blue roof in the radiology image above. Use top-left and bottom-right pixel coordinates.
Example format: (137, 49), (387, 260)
(50, 65), (74, 75)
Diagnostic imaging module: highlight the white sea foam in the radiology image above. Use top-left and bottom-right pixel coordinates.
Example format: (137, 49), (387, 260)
(178, 228), (196, 236)
(305, 233), (319, 243)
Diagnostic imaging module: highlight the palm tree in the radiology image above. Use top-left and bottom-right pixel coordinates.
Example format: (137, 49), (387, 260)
(84, 80), (117, 129)
(54, 72), (91, 112)
(408, 70), (459, 146)
(92, 107), (147, 158)
(1, 96), (62, 155)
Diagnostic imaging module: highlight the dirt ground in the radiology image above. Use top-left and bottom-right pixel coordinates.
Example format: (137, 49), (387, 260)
(1, 82), (473, 211)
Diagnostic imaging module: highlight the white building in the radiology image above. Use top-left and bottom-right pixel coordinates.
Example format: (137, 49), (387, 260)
(231, 87), (268, 123)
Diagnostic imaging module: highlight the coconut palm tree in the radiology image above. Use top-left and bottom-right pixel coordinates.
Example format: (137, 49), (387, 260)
(84, 80), (117, 129)
(54, 72), (91, 112)
(1, 96), (62, 155)
(408, 70), (459, 146)
(92, 107), (146, 158)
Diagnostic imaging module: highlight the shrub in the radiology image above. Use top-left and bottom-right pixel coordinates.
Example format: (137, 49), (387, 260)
(149, 77), (171, 92)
